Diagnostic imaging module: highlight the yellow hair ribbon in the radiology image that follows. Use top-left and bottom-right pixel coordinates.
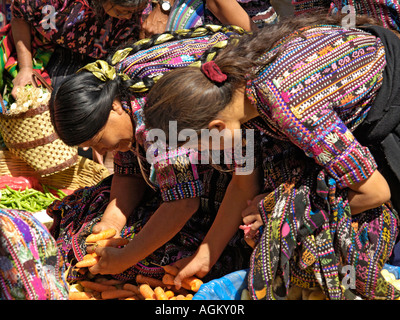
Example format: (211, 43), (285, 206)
(78, 60), (117, 82)
(111, 48), (133, 66)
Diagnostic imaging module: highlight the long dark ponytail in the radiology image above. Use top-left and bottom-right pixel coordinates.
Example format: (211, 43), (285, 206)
(49, 72), (122, 146)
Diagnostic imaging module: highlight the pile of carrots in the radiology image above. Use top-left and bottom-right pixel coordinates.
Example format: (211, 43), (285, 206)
(68, 229), (203, 300)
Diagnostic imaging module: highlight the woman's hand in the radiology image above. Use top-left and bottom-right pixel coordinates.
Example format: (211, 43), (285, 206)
(172, 247), (211, 289)
(89, 246), (133, 275)
(241, 193), (267, 239)
(11, 67), (35, 98)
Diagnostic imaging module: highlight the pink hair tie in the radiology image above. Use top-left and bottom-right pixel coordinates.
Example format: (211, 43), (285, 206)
(200, 61), (227, 84)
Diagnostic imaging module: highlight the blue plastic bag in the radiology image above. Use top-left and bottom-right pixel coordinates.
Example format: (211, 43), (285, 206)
(383, 264), (400, 279)
(193, 269), (249, 300)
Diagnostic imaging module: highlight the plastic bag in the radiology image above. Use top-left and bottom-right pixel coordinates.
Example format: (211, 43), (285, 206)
(193, 269), (248, 300)
(383, 264), (400, 279)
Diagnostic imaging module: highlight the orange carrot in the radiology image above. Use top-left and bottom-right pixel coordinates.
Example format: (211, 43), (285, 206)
(165, 290), (175, 299)
(83, 253), (97, 260)
(69, 291), (95, 300)
(122, 296), (139, 300)
(154, 286), (169, 300)
(162, 273), (175, 286)
(162, 273), (191, 290)
(95, 278), (124, 286)
(185, 294), (194, 300)
(102, 289), (136, 300)
(86, 229), (116, 243)
(123, 283), (141, 296)
(80, 280), (117, 292)
(176, 294), (186, 300)
(162, 264), (179, 276)
(139, 284), (156, 299)
(75, 256), (99, 268)
(183, 277), (203, 292)
(96, 238), (129, 247)
(136, 274), (165, 288)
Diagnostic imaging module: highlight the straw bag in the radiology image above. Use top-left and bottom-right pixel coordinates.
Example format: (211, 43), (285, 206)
(0, 149), (110, 190)
(0, 72), (78, 176)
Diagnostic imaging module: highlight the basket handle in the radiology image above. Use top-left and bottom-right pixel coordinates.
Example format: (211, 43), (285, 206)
(32, 70), (53, 93)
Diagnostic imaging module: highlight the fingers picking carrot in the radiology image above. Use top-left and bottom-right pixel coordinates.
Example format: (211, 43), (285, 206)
(102, 289), (137, 300)
(80, 280), (117, 292)
(139, 284), (156, 299)
(154, 286), (168, 300)
(86, 228), (117, 243)
(75, 256), (99, 268)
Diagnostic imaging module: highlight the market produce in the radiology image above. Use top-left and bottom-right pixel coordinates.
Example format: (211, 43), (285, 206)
(6, 85), (51, 114)
(139, 284), (156, 299)
(67, 229), (205, 300)
(0, 175), (39, 190)
(86, 228), (117, 243)
(0, 183), (67, 212)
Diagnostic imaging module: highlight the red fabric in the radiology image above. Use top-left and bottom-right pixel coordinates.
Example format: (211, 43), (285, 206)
(201, 61), (227, 83)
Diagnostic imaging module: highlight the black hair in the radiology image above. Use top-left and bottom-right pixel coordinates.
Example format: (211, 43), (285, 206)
(49, 72), (121, 146)
(49, 25), (247, 147)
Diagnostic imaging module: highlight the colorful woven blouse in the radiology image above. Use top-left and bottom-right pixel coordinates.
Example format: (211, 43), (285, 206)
(11, 0), (150, 59)
(113, 30), (241, 201)
(292, 0), (400, 32)
(245, 25), (386, 189)
(0, 209), (68, 300)
(166, 0), (277, 31)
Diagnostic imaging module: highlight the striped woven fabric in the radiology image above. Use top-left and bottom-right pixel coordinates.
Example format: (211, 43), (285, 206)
(165, 0), (277, 31)
(246, 25), (386, 188)
(292, 0), (400, 31)
(245, 24), (400, 299)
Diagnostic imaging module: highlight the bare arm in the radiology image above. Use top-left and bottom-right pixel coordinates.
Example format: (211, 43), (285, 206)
(92, 174), (147, 235)
(347, 169), (391, 215)
(173, 167), (261, 286)
(206, 0), (257, 31)
(11, 17), (34, 98)
(89, 197), (200, 275)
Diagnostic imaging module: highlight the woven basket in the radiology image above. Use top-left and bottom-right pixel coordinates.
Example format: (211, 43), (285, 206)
(0, 150), (110, 190)
(0, 72), (78, 176)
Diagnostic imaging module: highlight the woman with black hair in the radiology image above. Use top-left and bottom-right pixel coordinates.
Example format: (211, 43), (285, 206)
(48, 25), (256, 286)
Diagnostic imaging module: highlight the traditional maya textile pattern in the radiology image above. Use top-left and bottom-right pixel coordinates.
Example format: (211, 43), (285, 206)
(48, 172), (252, 283)
(244, 25), (400, 299)
(248, 136), (400, 300)
(0, 209), (68, 300)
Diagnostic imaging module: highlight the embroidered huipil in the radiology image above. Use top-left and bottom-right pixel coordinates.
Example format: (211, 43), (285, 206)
(245, 25), (386, 189)
(292, 0), (400, 32)
(11, 0), (151, 59)
(113, 31), (240, 201)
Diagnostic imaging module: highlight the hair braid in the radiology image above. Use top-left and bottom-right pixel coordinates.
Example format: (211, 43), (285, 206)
(107, 24), (249, 94)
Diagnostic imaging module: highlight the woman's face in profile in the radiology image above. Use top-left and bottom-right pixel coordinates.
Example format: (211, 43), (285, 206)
(79, 99), (134, 155)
